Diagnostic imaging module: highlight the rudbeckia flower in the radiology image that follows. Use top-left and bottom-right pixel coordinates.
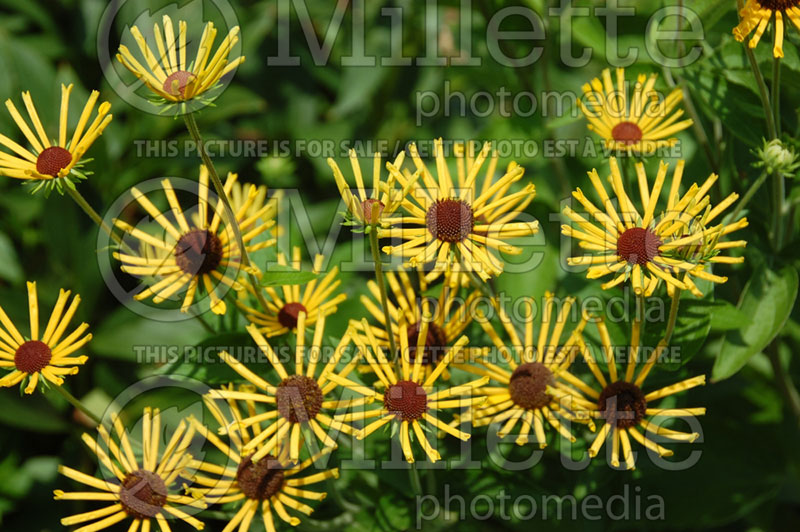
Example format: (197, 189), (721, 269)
(0, 282), (90, 394)
(734, 1), (800, 58)
(0, 84), (111, 186)
(578, 68), (693, 155)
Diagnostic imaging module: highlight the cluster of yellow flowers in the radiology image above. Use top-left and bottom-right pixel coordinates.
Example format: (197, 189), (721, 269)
(0, 8), (768, 532)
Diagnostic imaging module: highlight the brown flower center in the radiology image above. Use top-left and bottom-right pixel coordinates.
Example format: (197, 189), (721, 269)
(236, 454), (285, 501)
(616, 227), (662, 266)
(425, 198), (474, 243)
(597, 381), (647, 429)
(384, 380), (428, 421)
(361, 199), (385, 224)
(277, 302), (307, 329)
(119, 470), (168, 519)
(406, 322), (448, 366)
(162, 70), (196, 98)
(14, 340), (52, 374)
(611, 122), (644, 145)
(757, 0), (798, 10)
(174, 229), (223, 275)
(36, 146), (72, 177)
(276, 375), (323, 423)
(508, 362), (554, 410)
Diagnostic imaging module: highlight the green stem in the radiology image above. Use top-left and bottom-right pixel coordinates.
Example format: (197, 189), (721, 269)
(731, 171), (769, 222)
(326, 477), (361, 513)
(772, 55), (781, 137)
(664, 287), (682, 345)
(368, 225), (398, 358)
(182, 113), (270, 313)
(54, 385), (101, 426)
(766, 342), (800, 427)
(65, 186), (122, 246)
(193, 312), (216, 335)
(408, 461), (423, 496)
(743, 40), (777, 140)
(770, 54), (785, 250)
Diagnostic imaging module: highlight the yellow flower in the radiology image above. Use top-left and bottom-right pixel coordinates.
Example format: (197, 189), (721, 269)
(562, 157), (748, 297)
(461, 294), (589, 447)
(332, 323), (487, 463)
(229, 179), (281, 226)
(734, 0), (800, 58)
(0, 84), (111, 183)
(238, 247), (346, 337)
(208, 315), (364, 463)
(349, 268), (483, 380)
(0, 282), (90, 394)
(328, 149), (419, 226)
(571, 317), (706, 470)
(113, 168), (274, 315)
(117, 15), (244, 103)
(578, 68), (693, 155)
(54, 408), (206, 531)
(188, 393), (339, 531)
(381, 140), (538, 282)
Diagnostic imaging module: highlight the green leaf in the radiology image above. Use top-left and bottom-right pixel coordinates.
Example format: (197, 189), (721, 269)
(708, 300), (750, 332)
(0, 232), (23, 284)
(712, 264), (798, 381)
(260, 264), (318, 286)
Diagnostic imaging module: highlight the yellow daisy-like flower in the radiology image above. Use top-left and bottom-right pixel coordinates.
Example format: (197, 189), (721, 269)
(209, 315), (363, 463)
(331, 324), (487, 463)
(578, 68), (693, 155)
(562, 157), (748, 297)
(381, 139), (538, 282)
(188, 392), (339, 532)
(349, 268), (483, 380)
(113, 169), (274, 315)
(237, 247), (347, 337)
(54, 408), (206, 531)
(0, 282), (91, 394)
(460, 294), (589, 447)
(117, 15), (244, 103)
(328, 149), (420, 226)
(571, 317), (706, 470)
(734, 1), (800, 58)
(0, 84), (111, 181)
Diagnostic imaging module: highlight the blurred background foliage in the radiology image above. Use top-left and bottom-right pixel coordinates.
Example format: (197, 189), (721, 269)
(0, 0), (799, 530)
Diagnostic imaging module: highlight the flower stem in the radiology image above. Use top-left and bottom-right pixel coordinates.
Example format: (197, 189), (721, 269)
(182, 112), (270, 313)
(770, 54), (785, 250)
(664, 287), (682, 345)
(731, 170), (769, 222)
(766, 342), (800, 427)
(772, 55), (781, 137)
(65, 185), (121, 246)
(742, 40), (777, 140)
(54, 385), (101, 426)
(368, 225), (397, 358)
(408, 461), (423, 496)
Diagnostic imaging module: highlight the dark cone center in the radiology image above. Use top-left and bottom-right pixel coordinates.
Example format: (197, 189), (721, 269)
(277, 302), (307, 329)
(276, 375), (324, 423)
(119, 470), (168, 519)
(236, 454), (285, 501)
(361, 199), (385, 224)
(425, 198), (474, 243)
(611, 122), (644, 145)
(36, 146), (72, 177)
(174, 229), (223, 275)
(597, 381), (647, 429)
(162, 70), (196, 98)
(508, 362), (554, 410)
(616, 227), (662, 266)
(384, 380), (428, 421)
(406, 321), (448, 366)
(14, 340), (52, 374)
(757, 1), (798, 10)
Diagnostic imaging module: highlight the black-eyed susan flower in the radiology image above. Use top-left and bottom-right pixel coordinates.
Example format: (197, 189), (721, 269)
(571, 317), (706, 470)
(328, 149), (419, 227)
(349, 268), (483, 380)
(734, 1), (800, 58)
(562, 157), (748, 297)
(380, 140), (538, 282)
(237, 247), (346, 337)
(331, 324), (487, 463)
(114, 168), (274, 315)
(54, 408), (205, 531)
(209, 315), (363, 463)
(578, 68), (693, 155)
(0, 282), (90, 394)
(0, 84), (111, 188)
(117, 15), (244, 104)
(188, 393), (338, 531)
(460, 294), (589, 447)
